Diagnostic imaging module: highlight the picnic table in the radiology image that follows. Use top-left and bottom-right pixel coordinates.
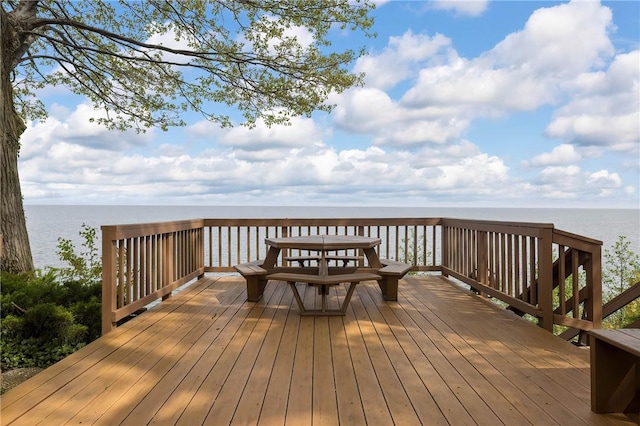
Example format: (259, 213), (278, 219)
(235, 235), (412, 315)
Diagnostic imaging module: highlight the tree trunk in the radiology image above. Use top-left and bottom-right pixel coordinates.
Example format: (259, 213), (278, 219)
(1, 9), (34, 273)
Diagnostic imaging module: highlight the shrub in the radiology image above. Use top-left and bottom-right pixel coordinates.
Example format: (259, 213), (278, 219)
(0, 225), (102, 373)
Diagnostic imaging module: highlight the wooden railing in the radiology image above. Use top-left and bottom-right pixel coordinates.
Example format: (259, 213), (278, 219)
(441, 219), (602, 340)
(102, 217), (603, 339)
(200, 218), (441, 272)
(101, 220), (206, 334)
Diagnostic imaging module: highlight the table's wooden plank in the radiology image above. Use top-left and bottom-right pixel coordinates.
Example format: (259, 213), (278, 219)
(590, 329), (640, 356)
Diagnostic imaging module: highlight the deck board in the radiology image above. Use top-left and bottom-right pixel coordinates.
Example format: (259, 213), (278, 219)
(1, 275), (636, 425)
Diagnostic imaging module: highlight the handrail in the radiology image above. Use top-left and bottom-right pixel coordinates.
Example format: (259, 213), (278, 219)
(560, 280), (640, 337)
(101, 217), (604, 340)
(604, 281), (640, 327)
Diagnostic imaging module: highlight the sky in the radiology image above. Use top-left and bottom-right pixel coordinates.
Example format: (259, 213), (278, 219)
(18, 0), (640, 208)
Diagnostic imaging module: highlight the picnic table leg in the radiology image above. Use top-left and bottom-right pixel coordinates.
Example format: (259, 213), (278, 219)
(378, 276), (399, 301)
(288, 281), (306, 314)
(318, 284), (332, 312)
(340, 282), (358, 313)
(263, 247), (281, 269)
(247, 277), (268, 302)
(363, 247), (382, 268)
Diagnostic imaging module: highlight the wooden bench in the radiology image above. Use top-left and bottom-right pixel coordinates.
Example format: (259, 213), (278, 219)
(234, 260), (268, 302)
(284, 255), (363, 267)
(377, 259), (413, 301)
(327, 255), (363, 266)
(589, 329), (640, 413)
(284, 256), (319, 267)
(267, 271), (381, 316)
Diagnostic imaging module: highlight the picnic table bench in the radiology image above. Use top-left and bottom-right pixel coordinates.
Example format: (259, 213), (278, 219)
(589, 328), (640, 413)
(234, 259), (268, 302)
(284, 255), (363, 267)
(377, 259), (413, 301)
(267, 271), (381, 315)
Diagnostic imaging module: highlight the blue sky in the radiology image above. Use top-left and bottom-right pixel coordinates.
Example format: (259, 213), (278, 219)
(19, 0), (640, 208)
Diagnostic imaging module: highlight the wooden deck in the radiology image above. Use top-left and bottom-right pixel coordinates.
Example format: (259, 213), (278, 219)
(1, 275), (635, 425)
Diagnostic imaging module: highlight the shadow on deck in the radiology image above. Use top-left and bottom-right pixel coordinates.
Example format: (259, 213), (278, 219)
(1, 275), (635, 425)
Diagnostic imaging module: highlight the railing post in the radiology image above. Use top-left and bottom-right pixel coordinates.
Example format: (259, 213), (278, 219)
(477, 231), (488, 297)
(282, 225), (289, 266)
(441, 224), (449, 277)
(587, 245), (603, 330)
(198, 227), (205, 279)
(537, 227), (554, 331)
(162, 232), (174, 301)
(101, 227), (117, 335)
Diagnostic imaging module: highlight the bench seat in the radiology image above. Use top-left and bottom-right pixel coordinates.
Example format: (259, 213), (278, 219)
(379, 259), (413, 275)
(284, 255), (363, 267)
(234, 260), (268, 302)
(589, 329), (640, 413)
(284, 256), (320, 266)
(267, 272), (381, 315)
(377, 259), (412, 301)
(267, 271), (380, 285)
(234, 259), (267, 276)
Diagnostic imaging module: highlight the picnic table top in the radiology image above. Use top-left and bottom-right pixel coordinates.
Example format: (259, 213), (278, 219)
(265, 235), (381, 250)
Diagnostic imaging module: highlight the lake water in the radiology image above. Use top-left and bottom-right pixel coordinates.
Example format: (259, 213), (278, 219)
(24, 205), (639, 270)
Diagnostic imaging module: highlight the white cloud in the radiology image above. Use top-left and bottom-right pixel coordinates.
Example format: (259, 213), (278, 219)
(18, 120), (518, 204)
(354, 31), (452, 90)
(404, 0), (615, 114)
(534, 165), (627, 200)
(487, 1), (614, 75)
(545, 50), (640, 152)
(529, 144), (582, 167)
(217, 116), (324, 150)
(331, 87), (471, 146)
(430, 0), (489, 17)
(334, 0), (624, 154)
(20, 102), (154, 157)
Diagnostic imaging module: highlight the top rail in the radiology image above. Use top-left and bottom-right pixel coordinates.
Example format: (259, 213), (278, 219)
(102, 217), (603, 341)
